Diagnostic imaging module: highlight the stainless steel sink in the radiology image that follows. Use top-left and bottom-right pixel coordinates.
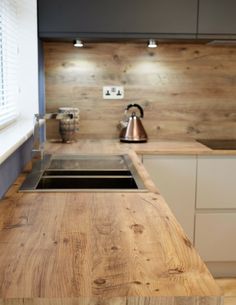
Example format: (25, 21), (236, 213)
(19, 154), (147, 192)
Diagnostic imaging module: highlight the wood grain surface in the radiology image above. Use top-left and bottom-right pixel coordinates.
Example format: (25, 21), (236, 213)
(45, 138), (236, 156)
(0, 189), (222, 301)
(0, 141), (222, 304)
(0, 296), (225, 305)
(216, 278), (236, 305)
(44, 42), (236, 141)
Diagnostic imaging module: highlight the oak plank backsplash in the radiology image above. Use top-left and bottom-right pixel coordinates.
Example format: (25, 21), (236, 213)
(44, 42), (236, 140)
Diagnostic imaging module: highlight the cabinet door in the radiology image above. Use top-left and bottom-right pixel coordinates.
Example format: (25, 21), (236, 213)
(197, 156), (236, 209)
(195, 213), (236, 261)
(143, 155), (196, 241)
(198, 0), (236, 36)
(38, 0), (198, 37)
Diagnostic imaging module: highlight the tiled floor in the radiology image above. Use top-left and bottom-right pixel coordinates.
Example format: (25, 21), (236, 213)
(215, 278), (236, 305)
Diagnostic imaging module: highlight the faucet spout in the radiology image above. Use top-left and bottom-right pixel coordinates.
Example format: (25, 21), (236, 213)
(32, 112), (75, 162)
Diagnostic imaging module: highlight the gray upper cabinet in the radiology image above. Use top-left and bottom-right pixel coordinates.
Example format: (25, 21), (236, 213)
(38, 0), (198, 38)
(198, 0), (236, 37)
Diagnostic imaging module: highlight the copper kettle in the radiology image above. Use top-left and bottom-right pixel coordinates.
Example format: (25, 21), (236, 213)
(119, 104), (148, 143)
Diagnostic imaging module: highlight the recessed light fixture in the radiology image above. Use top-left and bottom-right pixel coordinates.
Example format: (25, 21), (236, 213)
(74, 39), (84, 47)
(148, 39), (157, 48)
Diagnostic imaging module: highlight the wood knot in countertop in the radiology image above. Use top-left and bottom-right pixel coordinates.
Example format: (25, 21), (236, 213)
(168, 267), (184, 275)
(183, 237), (192, 248)
(130, 224), (144, 234)
(94, 278), (106, 285)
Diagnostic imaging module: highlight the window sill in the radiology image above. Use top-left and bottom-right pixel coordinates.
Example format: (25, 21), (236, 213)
(0, 119), (34, 165)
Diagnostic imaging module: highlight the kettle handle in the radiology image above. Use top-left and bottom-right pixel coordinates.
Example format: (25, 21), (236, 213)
(125, 104), (144, 118)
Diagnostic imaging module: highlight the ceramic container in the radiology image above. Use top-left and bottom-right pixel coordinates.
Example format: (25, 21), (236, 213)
(58, 107), (79, 143)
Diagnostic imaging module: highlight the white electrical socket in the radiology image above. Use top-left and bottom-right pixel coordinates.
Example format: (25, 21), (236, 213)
(103, 86), (124, 99)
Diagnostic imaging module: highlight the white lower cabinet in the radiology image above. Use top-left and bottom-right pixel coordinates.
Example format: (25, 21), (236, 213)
(197, 156), (236, 209)
(195, 156), (236, 275)
(143, 153), (236, 275)
(195, 213), (236, 262)
(143, 155), (196, 242)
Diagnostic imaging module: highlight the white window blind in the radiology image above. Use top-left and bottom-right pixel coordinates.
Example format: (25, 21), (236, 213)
(0, 0), (19, 129)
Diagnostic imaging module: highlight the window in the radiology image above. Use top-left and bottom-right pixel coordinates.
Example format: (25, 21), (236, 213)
(0, 0), (19, 129)
(0, 0), (38, 165)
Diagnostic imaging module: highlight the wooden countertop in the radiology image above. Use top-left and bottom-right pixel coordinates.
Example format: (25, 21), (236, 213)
(46, 139), (236, 156)
(0, 140), (223, 304)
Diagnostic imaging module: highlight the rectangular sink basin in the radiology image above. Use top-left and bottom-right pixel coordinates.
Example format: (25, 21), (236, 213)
(48, 155), (128, 170)
(19, 154), (147, 192)
(197, 139), (236, 150)
(42, 170), (132, 176)
(36, 177), (138, 190)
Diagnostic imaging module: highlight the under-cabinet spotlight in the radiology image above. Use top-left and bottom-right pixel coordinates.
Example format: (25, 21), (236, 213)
(148, 39), (157, 48)
(74, 39), (84, 47)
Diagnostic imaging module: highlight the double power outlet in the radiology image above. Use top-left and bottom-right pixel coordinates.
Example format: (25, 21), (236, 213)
(103, 86), (124, 99)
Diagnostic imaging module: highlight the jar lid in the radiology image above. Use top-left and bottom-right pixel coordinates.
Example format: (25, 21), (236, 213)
(59, 107), (80, 113)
